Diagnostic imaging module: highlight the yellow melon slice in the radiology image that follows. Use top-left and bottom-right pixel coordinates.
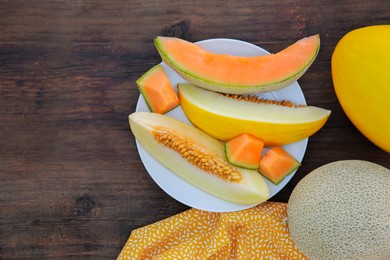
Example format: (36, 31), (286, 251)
(155, 35), (320, 94)
(178, 83), (331, 145)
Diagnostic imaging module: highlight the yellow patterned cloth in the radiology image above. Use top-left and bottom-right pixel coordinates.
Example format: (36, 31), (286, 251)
(117, 202), (307, 260)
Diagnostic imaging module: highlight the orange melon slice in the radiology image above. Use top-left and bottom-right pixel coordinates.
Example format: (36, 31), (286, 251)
(136, 64), (180, 114)
(155, 35), (320, 94)
(225, 134), (264, 170)
(258, 146), (301, 184)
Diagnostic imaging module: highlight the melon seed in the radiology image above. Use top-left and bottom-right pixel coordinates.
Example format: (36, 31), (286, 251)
(153, 128), (242, 182)
(223, 94), (305, 108)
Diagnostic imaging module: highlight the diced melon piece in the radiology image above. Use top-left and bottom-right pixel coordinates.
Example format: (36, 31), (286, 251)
(136, 64), (179, 114)
(225, 134), (264, 169)
(258, 146), (300, 184)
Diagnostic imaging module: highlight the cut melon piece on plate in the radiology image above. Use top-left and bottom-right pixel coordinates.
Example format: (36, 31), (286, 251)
(155, 35), (320, 94)
(136, 64), (180, 114)
(135, 38), (311, 212)
(225, 134), (264, 169)
(178, 83), (331, 145)
(129, 112), (270, 205)
(259, 146), (301, 185)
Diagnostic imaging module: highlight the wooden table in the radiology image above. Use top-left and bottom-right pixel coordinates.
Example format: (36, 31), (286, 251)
(1, 1), (389, 259)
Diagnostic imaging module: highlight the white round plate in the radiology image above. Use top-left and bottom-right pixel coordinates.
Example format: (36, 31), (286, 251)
(135, 38), (308, 212)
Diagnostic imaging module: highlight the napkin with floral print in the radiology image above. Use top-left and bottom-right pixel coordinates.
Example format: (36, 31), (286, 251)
(117, 201), (307, 259)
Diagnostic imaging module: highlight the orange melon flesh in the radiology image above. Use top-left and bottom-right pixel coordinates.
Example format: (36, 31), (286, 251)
(155, 35), (320, 94)
(259, 146), (301, 185)
(225, 134), (264, 170)
(136, 64), (180, 114)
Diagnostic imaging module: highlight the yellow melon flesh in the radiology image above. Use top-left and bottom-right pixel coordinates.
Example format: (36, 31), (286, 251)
(178, 83), (331, 145)
(129, 112), (270, 205)
(155, 35), (320, 94)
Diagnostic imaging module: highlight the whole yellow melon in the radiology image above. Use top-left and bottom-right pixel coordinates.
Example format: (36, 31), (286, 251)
(287, 160), (390, 259)
(331, 25), (390, 153)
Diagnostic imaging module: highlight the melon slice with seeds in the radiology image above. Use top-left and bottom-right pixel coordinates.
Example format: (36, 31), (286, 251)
(129, 112), (270, 205)
(178, 83), (331, 145)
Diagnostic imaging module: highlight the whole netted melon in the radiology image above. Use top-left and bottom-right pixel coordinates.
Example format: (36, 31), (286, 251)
(287, 160), (390, 260)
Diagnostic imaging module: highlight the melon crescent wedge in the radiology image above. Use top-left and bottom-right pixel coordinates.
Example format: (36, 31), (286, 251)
(129, 112), (270, 205)
(178, 83), (331, 145)
(154, 35), (320, 94)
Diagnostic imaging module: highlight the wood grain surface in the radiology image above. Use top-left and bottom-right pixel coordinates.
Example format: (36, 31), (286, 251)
(1, 0), (389, 259)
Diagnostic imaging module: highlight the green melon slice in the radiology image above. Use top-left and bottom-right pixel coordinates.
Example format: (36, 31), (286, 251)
(225, 133), (264, 170)
(258, 146), (300, 184)
(129, 112), (270, 205)
(136, 64), (179, 114)
(155, 35), (320, 94)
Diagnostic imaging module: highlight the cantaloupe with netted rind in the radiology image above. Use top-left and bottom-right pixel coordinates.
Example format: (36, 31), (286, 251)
(287, 160), (390, 260)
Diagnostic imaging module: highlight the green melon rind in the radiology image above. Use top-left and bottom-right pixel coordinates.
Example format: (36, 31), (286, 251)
(224, 143), (259, 170)
(154, 36), (320, 94)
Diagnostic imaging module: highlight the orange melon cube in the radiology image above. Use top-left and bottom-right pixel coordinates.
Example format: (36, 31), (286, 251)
(137, 65), (179, 114)
(225, 133), (264, 169)
(258, 146), (300, 184)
